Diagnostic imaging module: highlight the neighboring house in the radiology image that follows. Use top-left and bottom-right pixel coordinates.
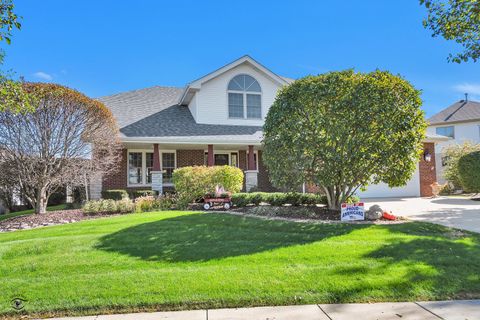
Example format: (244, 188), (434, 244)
(93, 55), (446, 199)
(426, 98), (480, 183)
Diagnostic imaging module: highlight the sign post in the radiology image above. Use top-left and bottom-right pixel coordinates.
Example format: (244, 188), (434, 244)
(340, 202), (365, 221)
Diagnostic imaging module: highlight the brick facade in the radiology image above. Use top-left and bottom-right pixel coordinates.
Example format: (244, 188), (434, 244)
(257, 150), (276, 191)
(102, 147), (275, 192)
(176, 149), (204, 167)
(419, 142), (437, 197)
(103, 148), (127, 189)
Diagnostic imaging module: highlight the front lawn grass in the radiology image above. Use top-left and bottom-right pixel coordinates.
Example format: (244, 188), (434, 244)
(0, 204), (67, 222)
(1, 211), (479, 318)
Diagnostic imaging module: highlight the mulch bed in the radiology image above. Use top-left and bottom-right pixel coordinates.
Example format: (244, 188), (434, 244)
(0, 210), (121, 232)
(227, 205), (406, 224)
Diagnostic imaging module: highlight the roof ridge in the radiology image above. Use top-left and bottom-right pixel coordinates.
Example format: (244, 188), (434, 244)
(97, 85), (183, 100)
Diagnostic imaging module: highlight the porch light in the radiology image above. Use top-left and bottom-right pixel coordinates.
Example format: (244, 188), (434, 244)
(423, 151), (432, 162)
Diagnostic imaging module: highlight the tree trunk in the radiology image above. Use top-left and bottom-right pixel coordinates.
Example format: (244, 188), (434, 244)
(324, 186), (341, 211)
(35, 188), (48, 214)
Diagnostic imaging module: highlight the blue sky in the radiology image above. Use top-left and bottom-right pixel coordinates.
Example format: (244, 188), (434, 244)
(4, 0), (480, 117)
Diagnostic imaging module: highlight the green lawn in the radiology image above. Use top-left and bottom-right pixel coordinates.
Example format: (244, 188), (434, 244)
(1, 211), (479, 318)
(0, 204), (67, 221)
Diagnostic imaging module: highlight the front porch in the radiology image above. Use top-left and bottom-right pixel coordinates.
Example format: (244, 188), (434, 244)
(97, 142), (274, 199)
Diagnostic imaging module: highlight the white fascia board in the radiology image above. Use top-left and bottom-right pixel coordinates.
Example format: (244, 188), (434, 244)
(120, 136), (262, 146)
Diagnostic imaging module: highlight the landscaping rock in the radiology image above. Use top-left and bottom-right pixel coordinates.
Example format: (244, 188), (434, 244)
(365, 205), (383, 220)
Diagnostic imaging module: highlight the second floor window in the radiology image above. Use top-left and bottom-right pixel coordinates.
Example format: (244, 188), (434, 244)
(436, 126), (455, 138)
(228, 74), (262, 119)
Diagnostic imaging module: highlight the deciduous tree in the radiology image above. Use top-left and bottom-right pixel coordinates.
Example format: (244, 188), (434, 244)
(0, 83), (120, 213)
(420, 0), (480, 63)
(0, 0), (21, 45)
(262, 70), (426, 210)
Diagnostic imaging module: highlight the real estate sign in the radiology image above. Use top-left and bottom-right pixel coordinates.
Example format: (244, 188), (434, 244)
(340, 202), (365, 221)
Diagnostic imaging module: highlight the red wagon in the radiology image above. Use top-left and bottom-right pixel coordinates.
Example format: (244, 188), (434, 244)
(203, 197), (232, 210)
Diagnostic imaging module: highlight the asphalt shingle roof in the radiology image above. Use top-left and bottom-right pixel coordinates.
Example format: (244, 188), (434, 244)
(428, 100), (480, 125)
(98, 86), (263, 138)
(120, 104), (263, 137)
(97, 86), (184, 129)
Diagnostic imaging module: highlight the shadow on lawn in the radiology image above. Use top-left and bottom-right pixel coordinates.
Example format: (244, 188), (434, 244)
(95, 212), (365, 262)
(331, 223), (480, 301)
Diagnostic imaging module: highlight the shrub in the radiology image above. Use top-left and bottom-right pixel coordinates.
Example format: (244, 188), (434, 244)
(135, 196), (156, 213)
(157, 193), (176, 210)
(130, 189), (156, 199)
(345, 195), (360, 204)
(116, 198), (136, 213)
(439, 183), (454, 195)
(231, 193), (250, 207)
(83, 198), (134, 215)
(458, 151), (480, 193)
(231, 192), (327, 207)
(173, 165), (244, 208)
(102, 189), (129, 200)
(134, 194), (177, 213)
(443, 142), (480, 189)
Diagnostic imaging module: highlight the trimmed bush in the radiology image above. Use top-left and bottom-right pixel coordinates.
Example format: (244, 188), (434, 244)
(83, 198), (134, 215)
(458, 151), (480, 192)
(101, 189), (129, 200)
(231, 192), (327, 207)
(173, 165), (244, 208)
(130, 189), (156, 199)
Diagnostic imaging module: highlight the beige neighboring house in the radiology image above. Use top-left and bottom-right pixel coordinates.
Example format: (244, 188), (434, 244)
(426, 98), (480, 183)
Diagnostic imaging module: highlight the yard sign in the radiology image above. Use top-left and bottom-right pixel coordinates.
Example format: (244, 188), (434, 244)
(340, 202), (365, 221)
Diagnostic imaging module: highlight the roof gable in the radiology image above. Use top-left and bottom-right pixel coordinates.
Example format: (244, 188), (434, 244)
(179, 55), (291, 105)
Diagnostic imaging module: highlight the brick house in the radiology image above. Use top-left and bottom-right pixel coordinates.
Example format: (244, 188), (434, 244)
(92, 55), (448, 199)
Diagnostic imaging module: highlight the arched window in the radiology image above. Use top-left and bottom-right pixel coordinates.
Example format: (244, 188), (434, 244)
(227, 74), (262, 119)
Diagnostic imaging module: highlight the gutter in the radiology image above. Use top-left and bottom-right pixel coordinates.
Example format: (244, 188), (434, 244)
(120, 136), (263, 146)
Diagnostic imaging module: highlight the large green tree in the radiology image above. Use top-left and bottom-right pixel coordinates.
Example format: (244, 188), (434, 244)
(263, 70), (427, 210)
(420, 0), (480, 63)
(0, 0), (27, 112)
(0, 0), (20, 44)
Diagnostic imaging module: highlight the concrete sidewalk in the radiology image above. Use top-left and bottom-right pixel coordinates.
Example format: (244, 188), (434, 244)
(49, 300), (480, 320)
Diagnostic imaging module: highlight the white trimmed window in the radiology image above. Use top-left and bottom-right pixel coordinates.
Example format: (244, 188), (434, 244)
(204, 151), (239, 167)
(227, 74), (262, 119)
(436, 126), (455, 138)
(128, 150), (176, 186)
(128, 152), (144, 185)
(162, 152), (176, 184)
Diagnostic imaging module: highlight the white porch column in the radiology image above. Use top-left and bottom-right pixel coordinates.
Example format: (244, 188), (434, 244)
(245, 145), (258, 191)
(151, 143), (163, 195)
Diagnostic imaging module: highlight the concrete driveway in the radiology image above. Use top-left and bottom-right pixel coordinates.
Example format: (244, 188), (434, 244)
(364, 196), (480, 233)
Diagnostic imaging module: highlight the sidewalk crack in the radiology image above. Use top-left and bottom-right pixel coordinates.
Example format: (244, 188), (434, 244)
(317, 304), (332, 320)
(414, 302), (444, 319)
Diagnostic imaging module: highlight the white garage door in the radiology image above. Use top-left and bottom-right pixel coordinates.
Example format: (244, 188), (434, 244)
(357, 165), (420, 198)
